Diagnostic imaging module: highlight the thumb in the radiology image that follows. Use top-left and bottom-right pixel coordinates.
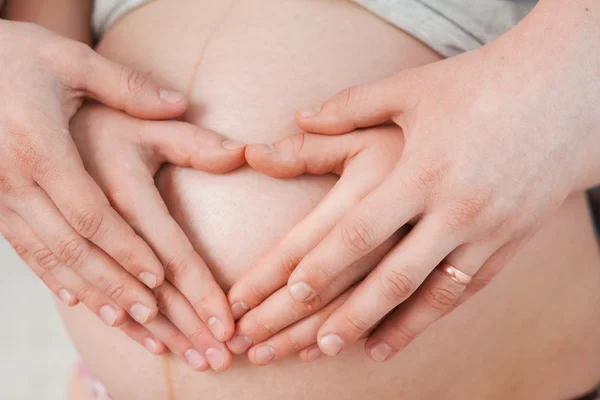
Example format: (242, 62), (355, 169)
(245, 132), (363, 178)
(296, 75), (407, 135)
(75, 48), (187, 120)
(140, 120), (247, 174)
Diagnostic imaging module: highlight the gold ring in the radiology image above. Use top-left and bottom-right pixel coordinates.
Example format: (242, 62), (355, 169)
(439, 261), (472, 285)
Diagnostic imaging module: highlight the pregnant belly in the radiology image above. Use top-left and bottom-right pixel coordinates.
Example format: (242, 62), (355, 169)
(58, 1), (600, 399)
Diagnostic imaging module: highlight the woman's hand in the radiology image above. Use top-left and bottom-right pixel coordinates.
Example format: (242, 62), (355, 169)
(230, 1), (600, 362)
(0, 21), (193, 326)
(227, 127), (410, 362)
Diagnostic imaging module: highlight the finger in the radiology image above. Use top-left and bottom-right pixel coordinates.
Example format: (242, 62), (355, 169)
(68, 44), (187, 119)
(9, 192), (159, 324)
(0, 208), (131, 326)
(295, 74), (408, 134)
(152, 281), (232, 372)
(118, 318), (167, 355)
(364, 267), (468, 362)
(0, 218), (78, 306)
(228, 235), (400, 353)
(229, 131), (389, 315)
(140, 314), (210, 372)
(247, 290), (351, 366)
(143, 120), (246, 174)
(29, 153), (166, 288)
(297, 344), (323, 363)
(245, 132), (365, 178)
(286, 166), (424, 302)
(97, 160), (234, 343)
(316, 217), (457, 356)
(457, 237), (530, 305)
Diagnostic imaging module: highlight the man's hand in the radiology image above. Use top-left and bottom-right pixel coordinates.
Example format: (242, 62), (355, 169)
(0, 21), (200, 333)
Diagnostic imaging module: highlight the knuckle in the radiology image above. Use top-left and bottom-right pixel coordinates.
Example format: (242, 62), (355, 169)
(71, 208), (105, 240)
(8, 239), (28, 258)
(121, 66), (149, 95)
(379, 269), (416, 303)
(0, 174), (13, 194)
(74, 285), (92, 303)
(342, 313), (371, 335)
(191, 293), (212, 314)
(105, 281), (126, 302)
(445, 196), (488, 231)
(283, 334), (305, 353)
(247, 284), (269, 306)
(413, 165), (446, 196)
(165, 256), (190, 279)
(55, 237), (88, 269)
(286, 133), (306, 155)
(341, 217), (378, 255)
(188, 328), (209, 343)
(302, 294), (323, 313)
(392, 325), (416, 347)
(32, 248), (60, 271)
(254, 317), (277, 336)
(423, 286), (457, 311)
(333, 86), (361, 112)
(278, 251), (301, 277)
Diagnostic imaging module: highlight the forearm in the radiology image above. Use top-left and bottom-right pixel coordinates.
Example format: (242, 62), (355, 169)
(488, 0), (600, 190)
(1, 0), (93, 44)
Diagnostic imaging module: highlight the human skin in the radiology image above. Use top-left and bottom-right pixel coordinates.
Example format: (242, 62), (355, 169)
(229, 0), (600, 362)
(57, 1), (600, 399)
(1, 0), (238, 353)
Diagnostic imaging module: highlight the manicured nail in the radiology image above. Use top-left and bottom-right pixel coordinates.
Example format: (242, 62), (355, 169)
(231, 301), (250, 320)
(159, 89), (185, 104)
(208, 317), (225, 341)
(227, 335), (253, 354)
(368, 342), (393, 362)
(290, 282), (313, 301)
(306, 347), (323, 362)
(255, 345), (276, 365)
(138, 272), (157, 289)
(99, 305), (119, 326)
(130, 303), (151, 323)
(298, 105), (321, 118)
(222, 139), (246, 150)
(205, 348), (225, 370)
(319, 334), (344, 356)
(143, 337), (160, 354)
(184, 349), (207, 369)
(58, 289), (74, 305)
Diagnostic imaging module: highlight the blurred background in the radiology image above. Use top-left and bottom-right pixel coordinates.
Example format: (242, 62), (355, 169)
(0, 238), (76, 400)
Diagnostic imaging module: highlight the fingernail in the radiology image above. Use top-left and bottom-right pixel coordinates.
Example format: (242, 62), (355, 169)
(306, 347), (323, 362)
(298, 104), (321, 118)
(222, 139), (246, 150)
(159, 89), (186, 104)
(130, 303), (151, 323)
(319, 334), (344, 356)
(205, 348), (225, 370)
(143, 337), (160, 354)
(138, 272), (157, 289)
(208, 317), (226, 341)
(184, 349), (207, 369)
(290, 282), (313, 301)
(227, 335), (253, 354)
(231, 301), (250, 320)
(369, 342), (393, 362)
(259, 143), (277, 153)
(58, 289), (74, 305)
(254, 345), (276, 365)
(99, 305), (119, 326)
